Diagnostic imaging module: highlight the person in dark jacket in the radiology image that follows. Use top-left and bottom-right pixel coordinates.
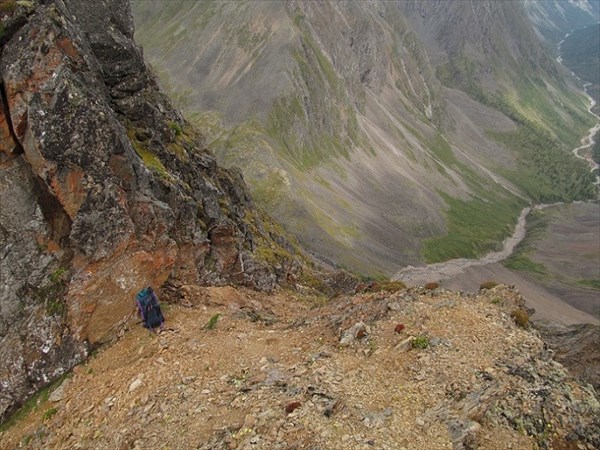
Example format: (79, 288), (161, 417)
(135, 286), (165, 333)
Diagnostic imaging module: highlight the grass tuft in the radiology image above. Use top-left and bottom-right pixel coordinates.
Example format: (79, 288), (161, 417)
(205, 314), (221, 330)
(479, 280), (498, 290)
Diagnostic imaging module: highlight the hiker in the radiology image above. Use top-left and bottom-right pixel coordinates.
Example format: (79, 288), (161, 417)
(135, 286), (165, 333)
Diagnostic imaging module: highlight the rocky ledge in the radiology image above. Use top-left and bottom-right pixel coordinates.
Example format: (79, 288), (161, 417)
(0, 284), (598, 449)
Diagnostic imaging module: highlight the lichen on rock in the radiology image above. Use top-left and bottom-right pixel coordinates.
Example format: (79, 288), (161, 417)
(0, 0), (297, 421)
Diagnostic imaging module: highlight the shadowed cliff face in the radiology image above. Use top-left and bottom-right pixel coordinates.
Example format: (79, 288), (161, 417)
(0, 0), (296, 421)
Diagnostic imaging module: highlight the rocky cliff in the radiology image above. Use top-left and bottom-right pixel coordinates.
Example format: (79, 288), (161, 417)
(0, 0), (297, 421)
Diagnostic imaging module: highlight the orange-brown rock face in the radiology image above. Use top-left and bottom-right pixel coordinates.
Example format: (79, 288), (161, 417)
(0, 0), (293, 421)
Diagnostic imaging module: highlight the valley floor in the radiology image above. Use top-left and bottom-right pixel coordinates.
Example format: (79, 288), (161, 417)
(398, 202), (600, 326)
(1, 285), (598, 449)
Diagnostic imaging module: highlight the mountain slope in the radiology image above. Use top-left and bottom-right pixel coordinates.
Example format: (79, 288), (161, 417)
(561, 22), (600, 111)
(133, 0), (596, 276)
(524, 0), (599, 45)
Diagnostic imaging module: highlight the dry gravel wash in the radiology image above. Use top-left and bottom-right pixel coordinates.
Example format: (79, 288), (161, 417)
(1, 285), (599, 450)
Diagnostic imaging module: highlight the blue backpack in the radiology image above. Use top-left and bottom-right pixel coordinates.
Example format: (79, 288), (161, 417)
(136, 287), (164, 329)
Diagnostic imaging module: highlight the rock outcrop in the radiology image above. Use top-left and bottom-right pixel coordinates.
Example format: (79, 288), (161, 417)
(535, 321), (600, 392)
(0, 0), (295, 421)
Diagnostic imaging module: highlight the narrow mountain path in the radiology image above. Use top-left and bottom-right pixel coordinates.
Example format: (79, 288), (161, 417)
(393, 208), (530, 285)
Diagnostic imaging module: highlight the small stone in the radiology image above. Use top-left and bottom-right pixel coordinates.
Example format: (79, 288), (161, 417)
(416, 417), (425, 427)
(388, 302), (402, 311)
(129, 378), (143, 393)
(49, 378), (70, 402)
(182, 376), (196, 384)
(340, 322), (368, 346)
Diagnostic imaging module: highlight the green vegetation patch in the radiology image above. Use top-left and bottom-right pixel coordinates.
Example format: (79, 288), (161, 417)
(438, 51), (595, 205)
(577, 279), (600, 290)
(561, 23), (600, 87)
(205, 313), (221, 330)
(423, 192), (524, 263)
(127, 129), (169, 178)
(0, 373), (71, 432)
(412, 335), (429, 349)
(488, 126), (596, 203)
(592, 130), (600, 165)
(41, 407), (57, 422)
(504, 255), (548, 275)
(134, 144), (167, 176)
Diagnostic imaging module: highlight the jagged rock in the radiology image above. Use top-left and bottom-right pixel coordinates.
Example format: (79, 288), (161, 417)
(48, 378), (70, 403)
(0, 0), (298, 421)
(339, 322), (368, 346)
(362, 407), (393, 428)
(535, 320), (600, 392)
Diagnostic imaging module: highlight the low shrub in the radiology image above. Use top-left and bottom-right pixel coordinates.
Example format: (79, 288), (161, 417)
(480, 280), (498, 290)
(412, 335), (429, 349)
(510, 309), (529, 328)
(424, 282), (440, 290)
(42, 407), (57, 421)
(205, 314), (221, 330)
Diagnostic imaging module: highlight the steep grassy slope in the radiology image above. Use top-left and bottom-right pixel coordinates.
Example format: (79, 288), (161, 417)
(561, 23), (600, 86)
(132, 0), (596, 275)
